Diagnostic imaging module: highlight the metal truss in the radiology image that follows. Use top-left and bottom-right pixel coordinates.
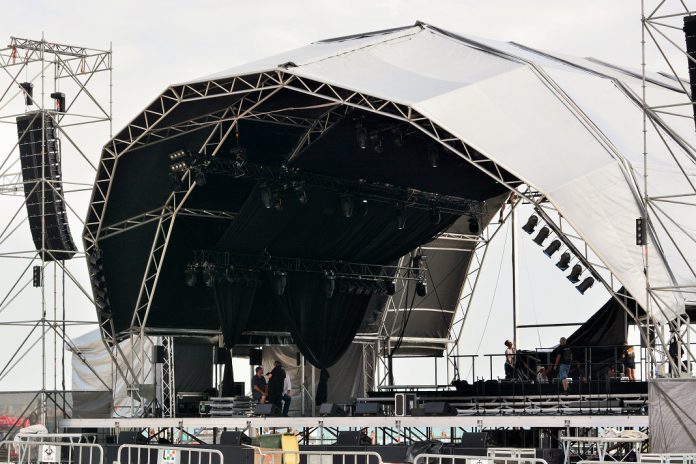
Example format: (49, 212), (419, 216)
(160, 336), (175, 418)
(0, 33), (112, 430)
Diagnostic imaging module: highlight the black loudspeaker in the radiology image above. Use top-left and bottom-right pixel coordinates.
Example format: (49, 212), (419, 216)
(461, 432), (488, 448)
(220, 431), (252, 445)
(249, 349), (262, 366)
(353, 402), (381, 416)
(16, 112), (76, 261)
(254, 403), (280, 416)
(319, 403), (345, 416)
(118, 431), (147, 444)
(537, 448), (564, 464)
(395, 393), (417, 416)
(336, 431), (361, 445)
(684, 16), (696, 129)
(423, 402), (457, 416)
(154, 345), (165, 363)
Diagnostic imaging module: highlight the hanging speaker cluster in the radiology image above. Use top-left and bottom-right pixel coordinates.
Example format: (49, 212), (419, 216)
(16, 112), (77, 261)
(522, 214), (595, 294)
(683, 16), (696, 129)
(87, 250), (111, 319)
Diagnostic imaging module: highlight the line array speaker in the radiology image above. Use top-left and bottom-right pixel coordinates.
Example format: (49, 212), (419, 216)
(16, 111), (76, 260)
(684, 16), (696, 128)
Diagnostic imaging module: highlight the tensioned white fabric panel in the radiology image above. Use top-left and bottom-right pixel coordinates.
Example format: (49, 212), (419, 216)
(167, 23), (693, 320)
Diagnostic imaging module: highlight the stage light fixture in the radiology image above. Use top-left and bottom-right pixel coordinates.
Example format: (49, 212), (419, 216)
(543, 239), (561, 257)
(567, 264), (582, 284)
(231, 146), (247, 168)
(522, 215), (538, 234)
(430, 206), (441, 225)
(169, 149), (188, 161)
(391, 126), (404, 147)
(224, 266), (237, 284)
(576, 276), (595, 294)
(415, 280), (427, 297)
(32, 265), (42, 288)
(385, 279), (396, 295)
(19, 82), (33, 106)
(356, 123), (368, 149)
(468, 217), (480, 235)
(532, 226), (550, 246)
(202, 265), (216, 288)
(324, 272), (336, 299)
(340, 195), (354, 218)
(194, 167), (207, 187)
(556, 252), (571, 271)
(358, 198), (369, 216)
(169, 161), (189, 173)
(260, 184), (272, 209)
(184, 266), (198, 287)
(371, 134), (383, 153)
(272, 271), (288, 296)
(396, 204), (406, 230)
(428, 144), (439, 168)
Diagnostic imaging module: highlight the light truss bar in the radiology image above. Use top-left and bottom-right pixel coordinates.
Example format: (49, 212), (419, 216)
(193, 249), (422, 282)
(9, 36), (107, 56)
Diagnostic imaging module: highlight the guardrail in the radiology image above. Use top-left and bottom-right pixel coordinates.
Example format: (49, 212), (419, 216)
(257, 449), (383, 464)
(414, 454), (547, 464)
(117, 444), (224, 464)
(579, 454), (696, 464)
(0, 439), (103, 464)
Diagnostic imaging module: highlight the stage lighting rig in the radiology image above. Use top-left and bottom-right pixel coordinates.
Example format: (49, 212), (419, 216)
(184, 265), (198, 287)
(415, 279), (427, 297)
(576, 276), (595, 294)
(324, 271), (336, 298)
(272, 270), (288, 295)
(385, 279), (396, 295)
(567, 264), (582, 284)
(468, 216), (480, 235)
(532, 226), (550, 246)
(340, 194), (355, 218)
(202, 265), (216, 288)
(556, 252), (571, 271)
(428, 144), (439, 168)
(543, 239), (561, 257)
(522, 215), (538, 234)
(396, 203), (406, 230)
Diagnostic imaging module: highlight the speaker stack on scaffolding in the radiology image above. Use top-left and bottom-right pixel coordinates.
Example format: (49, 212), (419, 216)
(0, 36), (112, 429)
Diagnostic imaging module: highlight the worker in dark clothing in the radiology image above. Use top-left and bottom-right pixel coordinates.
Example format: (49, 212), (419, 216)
(251, 366), (267, 403)
(552, 337), (573, 394)
(266, 360), (286, 413)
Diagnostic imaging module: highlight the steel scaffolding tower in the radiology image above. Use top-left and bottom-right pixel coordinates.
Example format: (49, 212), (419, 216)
(0, 35), (112, 431)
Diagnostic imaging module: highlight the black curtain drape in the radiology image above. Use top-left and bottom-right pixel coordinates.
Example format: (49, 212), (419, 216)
(212, 280), (258, 396)
(272, 273), (371, 404)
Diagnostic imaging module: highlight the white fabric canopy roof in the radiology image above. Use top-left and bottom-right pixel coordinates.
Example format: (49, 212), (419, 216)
(190, 22), (696, 321)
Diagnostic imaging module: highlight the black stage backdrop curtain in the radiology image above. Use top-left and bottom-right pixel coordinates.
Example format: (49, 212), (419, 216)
(213, 281), (258, 396)
(272, 273), (371, 405)
(566, 289), (633, 377)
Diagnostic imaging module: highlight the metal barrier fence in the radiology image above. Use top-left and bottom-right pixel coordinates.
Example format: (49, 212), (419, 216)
(487, 449), (538, 459)
(15, 432), (97, 443)
(0, 439), (103, 464)
(414, 454), (548, 464)
(257, 449), (383, 464)
(117, 444), (224, 464)
(579, 455), (696, 464)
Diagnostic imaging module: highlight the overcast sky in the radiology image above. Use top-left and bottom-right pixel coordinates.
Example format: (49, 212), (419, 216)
(0, 1), (683, 392)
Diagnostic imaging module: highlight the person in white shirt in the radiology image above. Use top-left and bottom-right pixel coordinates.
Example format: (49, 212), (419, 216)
(536, 367), (548, 384)
(282, 374), (292, 417)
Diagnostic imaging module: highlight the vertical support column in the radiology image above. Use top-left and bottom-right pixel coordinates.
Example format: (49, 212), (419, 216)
(511, 205), (520, 347)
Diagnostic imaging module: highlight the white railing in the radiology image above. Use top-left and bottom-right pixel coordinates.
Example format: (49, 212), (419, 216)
(257, 449), (383, 464)
(414, 454), (548, 464)
(117, 444), (224, 464)
(0, 439), (103, 464)
(579, 455), (696, 464)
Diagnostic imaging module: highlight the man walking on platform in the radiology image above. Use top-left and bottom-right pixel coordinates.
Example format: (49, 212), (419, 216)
(552, 337), (573, 394)
(504, 340), (516, 380)
(266, 360), (286, 414)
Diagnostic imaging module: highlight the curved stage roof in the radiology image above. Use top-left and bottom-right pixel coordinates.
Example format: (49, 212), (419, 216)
(84, 22), (695, 348)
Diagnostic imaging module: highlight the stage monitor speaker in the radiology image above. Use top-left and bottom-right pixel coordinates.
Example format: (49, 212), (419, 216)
(118, 431), (147, 444)
(684, 16), (696, 129)
(353, 402), (381, 416)
(395, 393), (417, 416)
(220, 431), (252, 445)
(16, 112), (76, 261)
(336, 431), (361, 446)
(319, 402), (345, 416)
(461, 432), (488, 448)
(423, 401), (457, 416)
(254, 403), (280, 416)
(249, 348), (262, 366)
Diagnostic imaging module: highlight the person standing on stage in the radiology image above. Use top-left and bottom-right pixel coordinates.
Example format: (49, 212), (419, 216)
(504, 340), (516, 380)
(281, 373), (292, 417)
(622, 341), (636, 381)
(251, 366), (267, 403)
(552, 337), (573, 394)
(266, 360), (286, 413)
